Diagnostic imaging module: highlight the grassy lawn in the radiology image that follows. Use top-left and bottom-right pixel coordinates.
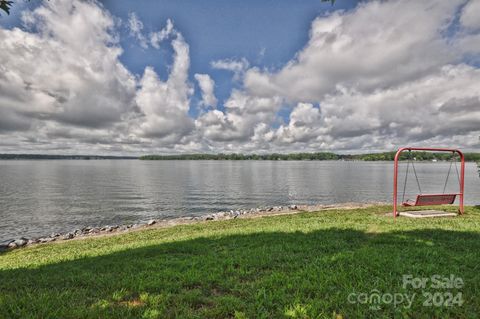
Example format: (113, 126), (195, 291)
(1, 205), (480, 318)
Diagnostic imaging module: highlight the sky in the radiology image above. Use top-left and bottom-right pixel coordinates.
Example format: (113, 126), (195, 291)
(0, 0), (479, 155)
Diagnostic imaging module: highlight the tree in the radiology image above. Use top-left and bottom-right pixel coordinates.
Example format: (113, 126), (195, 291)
(0, 0), (13, 15)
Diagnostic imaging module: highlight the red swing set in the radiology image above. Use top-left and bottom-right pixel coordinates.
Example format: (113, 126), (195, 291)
(393, 147), (465, 218)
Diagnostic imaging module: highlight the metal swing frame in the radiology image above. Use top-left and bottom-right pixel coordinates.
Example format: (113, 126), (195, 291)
(393, 147), (465, 218)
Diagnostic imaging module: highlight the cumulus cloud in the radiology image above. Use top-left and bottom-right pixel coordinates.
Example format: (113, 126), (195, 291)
(244, 1), (466, 102)
(274, 103), (323, 144)
(194, 73), (217, 109)
(196, 90), (282, 144)
(241, 64), (480, 152)
(0, 0), (196, 154)
(233, 0), (480, 152)
(315, 65), (480, 149)
(133, 32), (195, 144)
(0, 0), (136, 135)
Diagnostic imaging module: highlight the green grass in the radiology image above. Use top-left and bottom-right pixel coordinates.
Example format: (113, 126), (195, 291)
(1, 205), (480, 318)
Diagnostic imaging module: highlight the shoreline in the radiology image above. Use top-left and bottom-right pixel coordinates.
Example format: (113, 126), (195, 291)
(0, 202), (388, 252)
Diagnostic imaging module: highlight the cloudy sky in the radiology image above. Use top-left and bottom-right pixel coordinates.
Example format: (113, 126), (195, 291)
(0, 0), (479, 155)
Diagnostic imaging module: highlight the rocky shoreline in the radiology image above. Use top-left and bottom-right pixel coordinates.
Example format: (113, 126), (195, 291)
(0, 202), (385, 252)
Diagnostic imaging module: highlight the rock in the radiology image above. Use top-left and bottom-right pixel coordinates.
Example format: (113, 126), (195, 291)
(63, 233), (74, 240)
(7, 242), (17, 249)
(4, 237), (29, 249)
(0, 203), (315, 251)
(39, 237), (55, 243)
(88, 227), (100, 234)
(147, 220), (156, 226)
(214, 212), (226, 219)
(13, 237), (28, 247)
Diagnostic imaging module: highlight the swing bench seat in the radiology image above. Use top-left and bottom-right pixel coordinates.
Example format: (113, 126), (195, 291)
(402, 194), (457, 207)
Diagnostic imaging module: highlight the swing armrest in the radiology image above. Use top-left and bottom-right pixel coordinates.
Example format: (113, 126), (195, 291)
(402, 199), (416, 207)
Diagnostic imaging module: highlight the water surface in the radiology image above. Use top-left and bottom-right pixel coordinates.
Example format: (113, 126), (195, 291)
(1, 160), (479, 240)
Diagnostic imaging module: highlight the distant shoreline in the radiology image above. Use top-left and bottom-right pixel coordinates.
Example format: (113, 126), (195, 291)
(1, 151), (480, 161)
(0, 154), (138, 160)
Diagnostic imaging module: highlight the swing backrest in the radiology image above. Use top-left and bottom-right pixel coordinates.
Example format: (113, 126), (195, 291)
(412, 193), (457, 206)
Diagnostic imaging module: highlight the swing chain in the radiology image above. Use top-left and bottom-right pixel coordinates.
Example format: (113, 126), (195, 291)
(401, 150), (422, 203)
(410, 152), (422, 194)
(442, 151), (461, 194)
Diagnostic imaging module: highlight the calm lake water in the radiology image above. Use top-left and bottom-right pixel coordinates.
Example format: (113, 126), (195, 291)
(1, 160), (479, 241)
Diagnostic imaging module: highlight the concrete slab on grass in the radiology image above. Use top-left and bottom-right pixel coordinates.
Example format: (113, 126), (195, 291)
(399, 210), (457, 218)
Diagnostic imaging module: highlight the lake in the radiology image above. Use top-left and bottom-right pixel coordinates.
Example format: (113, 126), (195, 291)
(1, 160), (479, 241)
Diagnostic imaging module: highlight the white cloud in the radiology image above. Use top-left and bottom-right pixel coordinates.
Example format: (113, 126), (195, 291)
(150, 19), (175, 49)
(239, 64), (480, 152)
(196, 90), (282, 144)
(274, 103), (323, 144)
(211, 58), (249, 80)
(194, 73), (217, 108)
(0, 0), (136, 132)
(244, 0), (464, 102)
(304, 64), (480, 151)
(133, 33), (195, 144)
(0, 0), (196, 154)
(128, 12), (148, 49)
(227, 0), (480, 152)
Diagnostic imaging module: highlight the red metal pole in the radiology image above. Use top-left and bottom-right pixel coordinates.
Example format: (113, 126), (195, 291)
(457, 150), (465, 214)
(393, 148), (405, 218)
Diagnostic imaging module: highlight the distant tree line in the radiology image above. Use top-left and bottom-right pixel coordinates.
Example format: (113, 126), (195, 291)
(1, 152), (479, 162)
(140, 153), (339, 161)
(0, 154), (137, 160)
(140, 152), (480, 162)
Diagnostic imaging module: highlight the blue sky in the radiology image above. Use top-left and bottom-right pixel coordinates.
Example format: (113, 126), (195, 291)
(0, 0), (479, 154)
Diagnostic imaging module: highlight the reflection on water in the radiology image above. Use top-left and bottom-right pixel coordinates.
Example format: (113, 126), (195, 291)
(0, 160), (479, 240)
